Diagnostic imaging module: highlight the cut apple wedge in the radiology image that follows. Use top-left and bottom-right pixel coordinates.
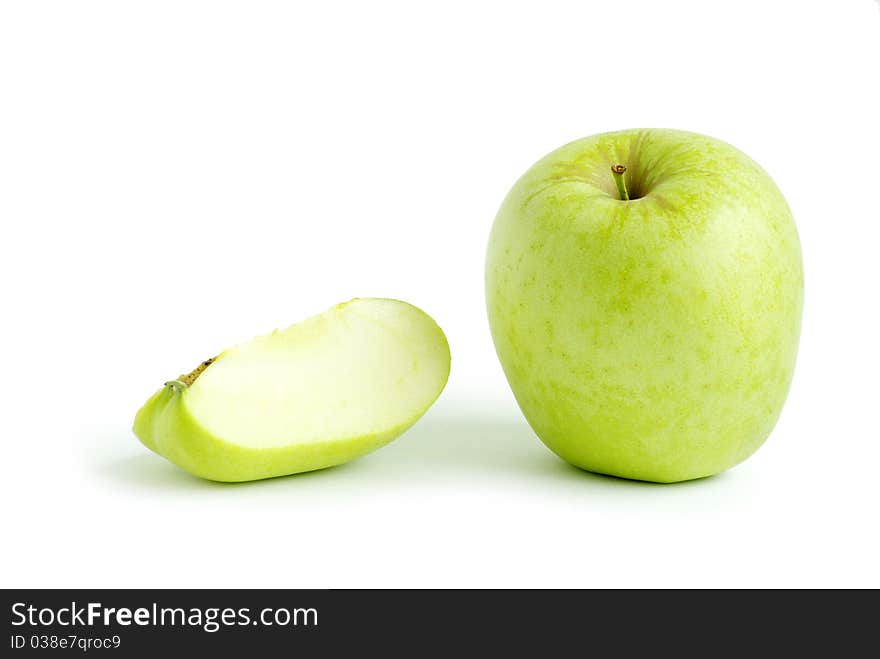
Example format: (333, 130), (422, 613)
(133, 298), (450, 482)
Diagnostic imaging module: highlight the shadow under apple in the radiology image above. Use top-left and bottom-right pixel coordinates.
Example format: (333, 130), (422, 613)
(95, 407), (727, 491)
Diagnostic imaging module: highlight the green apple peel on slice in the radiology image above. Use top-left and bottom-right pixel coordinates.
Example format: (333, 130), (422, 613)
(133, 298), (450, 482)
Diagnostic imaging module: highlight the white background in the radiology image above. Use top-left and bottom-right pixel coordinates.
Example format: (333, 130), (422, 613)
(1, 0), (878, 588)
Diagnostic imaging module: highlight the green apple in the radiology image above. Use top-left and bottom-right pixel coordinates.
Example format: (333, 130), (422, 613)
(133, 298), (450, 481)
(486, 129), (803, 482)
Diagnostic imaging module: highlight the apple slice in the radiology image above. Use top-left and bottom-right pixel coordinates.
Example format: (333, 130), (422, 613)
(133, 298), (450, 481)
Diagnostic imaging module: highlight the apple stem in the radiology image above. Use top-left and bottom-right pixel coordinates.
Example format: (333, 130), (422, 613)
(164, 357), (217, 392)
(611, 164), (629, 201)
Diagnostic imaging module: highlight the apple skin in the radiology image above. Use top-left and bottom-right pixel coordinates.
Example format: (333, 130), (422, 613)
(486, 129), (803, 483)
(133, 385), (424, 482)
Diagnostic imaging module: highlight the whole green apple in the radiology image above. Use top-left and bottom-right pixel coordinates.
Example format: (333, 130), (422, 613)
(486, 129), (803, 482)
